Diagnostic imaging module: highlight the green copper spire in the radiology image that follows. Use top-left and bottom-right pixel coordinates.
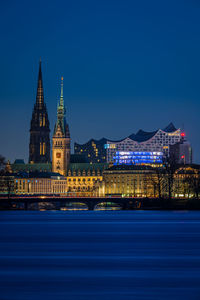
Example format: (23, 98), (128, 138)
(57, 77), (65, 116)
(54, 77), (66, 135)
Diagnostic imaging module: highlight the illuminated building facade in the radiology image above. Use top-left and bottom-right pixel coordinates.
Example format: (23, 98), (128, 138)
(113, 151), (163, 165)
(170, 139), (192, 164)
(103, 164), (200, 199)
(74, 124), (182, 164)
(15, 172), (67, 195)
(74, 138), (107, 163)
(103, 165), (159, 197)
(52, 78), (70, 176)
(66, 163), (105, 197)
(13, 164), (105, 196)
(29, 61), (50, 163)
(106, 123), (181, 162)
(173, 165), (200, 198)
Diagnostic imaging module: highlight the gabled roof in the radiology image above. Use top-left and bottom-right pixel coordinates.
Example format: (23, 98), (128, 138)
(14, 159), (25, 164)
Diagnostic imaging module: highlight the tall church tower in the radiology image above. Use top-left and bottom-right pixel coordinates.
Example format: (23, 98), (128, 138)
(52, 77), (70, 176)
(29, 61), (50, 163)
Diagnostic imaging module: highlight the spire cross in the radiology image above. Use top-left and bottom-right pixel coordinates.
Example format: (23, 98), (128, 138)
(60, 77), (64, 107)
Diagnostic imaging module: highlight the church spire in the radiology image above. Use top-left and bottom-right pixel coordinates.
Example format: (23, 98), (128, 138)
(29, 60), (50, 164)
(52, 77), (71, 176)
(55, 77), (66, 136)
(60, 76), (64, 107)
(36, 60), (44, 108)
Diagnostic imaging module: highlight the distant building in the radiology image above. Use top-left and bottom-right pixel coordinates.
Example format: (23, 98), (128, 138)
(13, 163), (107, 197)
(103, 165), (159, 197)
(170, 138), (192, 164)
(106, 123), (181, 162)
(8, 161), (200, 199)
(74, 138), (107, 163)
(75, 123), (182, 163)
(66, 163), (106, 197)
(52, 78), (70, 176)
(103, 164), (200, 198)
(174, 165), (200, 198)
(15, 172), (67, 195)
(29, 61), (50, 163)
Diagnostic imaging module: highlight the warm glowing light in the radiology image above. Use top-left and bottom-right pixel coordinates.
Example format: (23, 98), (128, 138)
(181, 132), (185, 137)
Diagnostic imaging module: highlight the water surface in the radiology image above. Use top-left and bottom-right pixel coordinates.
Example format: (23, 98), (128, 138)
(0, 211), (200, 300)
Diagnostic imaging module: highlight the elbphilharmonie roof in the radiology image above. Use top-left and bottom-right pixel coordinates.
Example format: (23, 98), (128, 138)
(75, 123), (179, 146)
(107, 123), (179, 143)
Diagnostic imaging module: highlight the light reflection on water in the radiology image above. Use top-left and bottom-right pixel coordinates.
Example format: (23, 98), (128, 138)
(0, 211), (200, 300)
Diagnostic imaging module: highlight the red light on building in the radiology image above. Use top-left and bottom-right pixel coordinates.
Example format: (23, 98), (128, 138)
(181, 155), (185, 159)
(181, 132), (185, 137)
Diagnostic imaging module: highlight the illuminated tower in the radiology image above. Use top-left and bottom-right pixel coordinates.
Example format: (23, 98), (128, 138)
(52, 77), (70, 176)
(29, 60), (50, 163)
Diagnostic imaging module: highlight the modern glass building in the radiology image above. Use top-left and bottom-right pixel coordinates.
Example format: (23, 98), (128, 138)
(75, 123), (183, 163)
(113, 151), (163, 165)
(106, 123), (181, 163)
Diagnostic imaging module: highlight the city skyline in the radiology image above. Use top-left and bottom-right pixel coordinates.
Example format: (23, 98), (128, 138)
(0, 0), (200, 162)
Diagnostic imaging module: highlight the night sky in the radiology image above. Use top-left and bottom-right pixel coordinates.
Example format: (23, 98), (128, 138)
(0, 0), (200, 163)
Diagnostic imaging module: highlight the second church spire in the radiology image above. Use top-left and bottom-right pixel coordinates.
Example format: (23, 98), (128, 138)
(36, 60), (44, 108)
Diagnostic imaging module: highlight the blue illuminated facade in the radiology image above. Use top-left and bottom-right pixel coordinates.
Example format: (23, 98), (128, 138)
(113, 151), (163, 165)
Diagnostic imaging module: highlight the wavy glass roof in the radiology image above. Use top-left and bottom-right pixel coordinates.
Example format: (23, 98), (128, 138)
(75, 123), (179, 146)
(109, 123), (179, 143)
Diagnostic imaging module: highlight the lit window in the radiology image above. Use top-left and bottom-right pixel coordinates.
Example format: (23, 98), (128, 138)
(43, 142), (46, 155)
(40, 114), (42, 127)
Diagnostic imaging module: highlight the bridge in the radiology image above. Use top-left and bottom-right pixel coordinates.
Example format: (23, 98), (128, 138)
(0, 195), (148, 210)
(0, 195), (192, 210)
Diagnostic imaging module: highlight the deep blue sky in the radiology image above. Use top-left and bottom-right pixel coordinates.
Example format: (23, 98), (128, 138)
(0, 0), (200, 163)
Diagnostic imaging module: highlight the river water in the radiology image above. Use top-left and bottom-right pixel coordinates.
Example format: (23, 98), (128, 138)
(1, 211), (200, 300)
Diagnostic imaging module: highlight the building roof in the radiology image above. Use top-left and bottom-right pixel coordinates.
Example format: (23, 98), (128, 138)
(163, 122), (177, 133)
(14, 159), (25, 164)
(105, 164), (159, 171)
(75, 123), (179, 146)
(11, 161), (108, 175)
(12, 163), (52, 172)
(15, 171), (65, 179)
(127, 123), (178, 143)
(69, 163), (108, 172)
(129, 130), (158, 142)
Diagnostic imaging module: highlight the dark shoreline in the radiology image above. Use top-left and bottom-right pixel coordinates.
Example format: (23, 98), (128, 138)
(1, 197), (200, 211)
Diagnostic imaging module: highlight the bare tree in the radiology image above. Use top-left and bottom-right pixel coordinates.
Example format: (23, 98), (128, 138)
(184, 174), (200, 199)
(0, 156), (13, 198)
(163, 154), (178, 200)
(0, 155), (6, 172)
(145, 168), (165, 199)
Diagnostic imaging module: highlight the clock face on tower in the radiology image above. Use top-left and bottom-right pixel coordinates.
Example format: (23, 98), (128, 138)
(56, 152), (61, 158)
